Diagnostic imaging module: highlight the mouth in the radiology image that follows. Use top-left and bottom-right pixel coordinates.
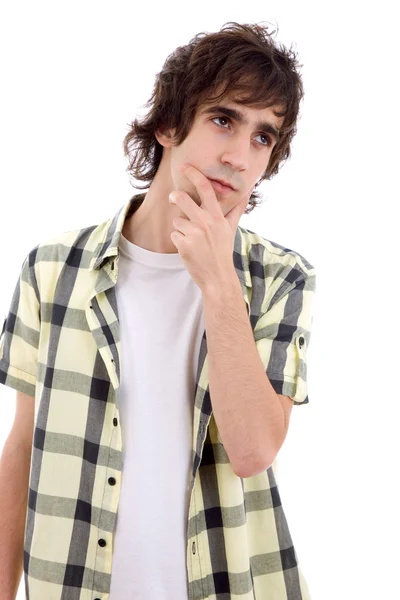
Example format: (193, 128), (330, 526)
(208, 178), (235, 194)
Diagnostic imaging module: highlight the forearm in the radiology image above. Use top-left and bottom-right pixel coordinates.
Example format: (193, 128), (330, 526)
(0, 437), (31, 599)
(201, 270), (285, 477)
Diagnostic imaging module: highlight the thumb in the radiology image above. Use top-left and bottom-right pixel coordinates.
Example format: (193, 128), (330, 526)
(224, 193), (249, 230)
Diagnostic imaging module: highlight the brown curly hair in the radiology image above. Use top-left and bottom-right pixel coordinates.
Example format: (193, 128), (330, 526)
(122, 20), (305, 214)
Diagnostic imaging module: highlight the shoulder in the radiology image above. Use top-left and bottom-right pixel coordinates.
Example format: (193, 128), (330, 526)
(25, 219), (109, 268)
(20, 218), (111, 294)
(238, 225), (316, 282)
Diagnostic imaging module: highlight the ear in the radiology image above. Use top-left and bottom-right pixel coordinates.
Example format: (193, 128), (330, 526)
(155, 126), (177, 148)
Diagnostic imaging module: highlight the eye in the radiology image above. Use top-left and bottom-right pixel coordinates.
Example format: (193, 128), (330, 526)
(212, 116), (231, 129)
(211, 116), (273, 147)
(255, 133), (273, 147)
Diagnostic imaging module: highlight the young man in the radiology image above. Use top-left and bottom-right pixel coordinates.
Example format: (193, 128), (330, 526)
(0, 21), (316, 600)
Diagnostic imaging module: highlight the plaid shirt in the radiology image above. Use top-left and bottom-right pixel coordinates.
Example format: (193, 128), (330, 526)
(0, 193), (316, 599)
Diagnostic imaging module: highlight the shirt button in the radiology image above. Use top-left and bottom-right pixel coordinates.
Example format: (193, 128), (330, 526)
(299, 336), (305, 347)
(98, 538), (106, 547)
(108, 477), (116, 486)
(113, 417), (118, 426)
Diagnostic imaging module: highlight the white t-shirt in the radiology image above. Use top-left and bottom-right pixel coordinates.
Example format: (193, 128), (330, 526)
(109, 233), (205, 600)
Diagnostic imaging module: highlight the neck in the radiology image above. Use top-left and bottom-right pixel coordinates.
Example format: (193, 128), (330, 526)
(122, 153), (181, 254)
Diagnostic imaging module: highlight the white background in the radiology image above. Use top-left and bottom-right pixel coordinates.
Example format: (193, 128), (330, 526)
(1, 2), (399, 599)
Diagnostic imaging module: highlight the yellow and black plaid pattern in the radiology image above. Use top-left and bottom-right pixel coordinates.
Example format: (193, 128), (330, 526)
(0, 193), (316, 599)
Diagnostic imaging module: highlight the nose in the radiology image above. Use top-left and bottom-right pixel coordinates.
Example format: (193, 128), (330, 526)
(220, 136), (250, 172)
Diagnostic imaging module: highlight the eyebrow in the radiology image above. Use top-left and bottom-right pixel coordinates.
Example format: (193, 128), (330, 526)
(201, 104), (281, 144)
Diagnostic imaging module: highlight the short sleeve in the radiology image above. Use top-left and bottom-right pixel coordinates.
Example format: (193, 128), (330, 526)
(253, 269), (316, 405)
(0, 248), (41, 397)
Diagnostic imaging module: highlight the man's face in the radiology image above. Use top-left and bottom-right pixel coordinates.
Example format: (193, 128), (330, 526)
(157, 94), (285, 215)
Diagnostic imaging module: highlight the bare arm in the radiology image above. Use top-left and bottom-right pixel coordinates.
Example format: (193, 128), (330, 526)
(0, 391), (34, 600)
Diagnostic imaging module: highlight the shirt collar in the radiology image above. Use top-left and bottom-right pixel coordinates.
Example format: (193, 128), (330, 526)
(89, 194), (144, 272)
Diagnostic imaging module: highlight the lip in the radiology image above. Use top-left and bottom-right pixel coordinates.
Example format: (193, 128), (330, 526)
(208, 178), (235, 193)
